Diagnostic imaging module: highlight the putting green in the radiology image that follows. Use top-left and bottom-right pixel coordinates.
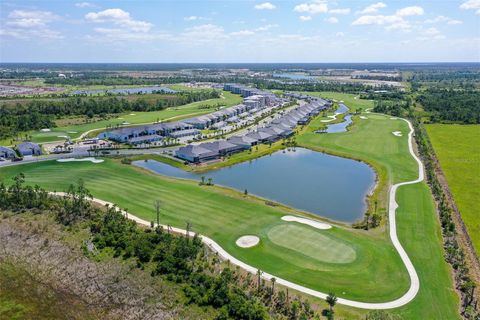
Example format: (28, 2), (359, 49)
(267, 224), (356, 264)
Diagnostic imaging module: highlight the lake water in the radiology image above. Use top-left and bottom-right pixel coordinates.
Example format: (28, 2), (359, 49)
(72, 86), (176, 95)
(272, 73), (318, 81)
(324, 104), (351, 133)
(133, 148), (376, 223)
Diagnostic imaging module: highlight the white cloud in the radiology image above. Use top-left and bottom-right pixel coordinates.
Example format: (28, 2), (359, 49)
(230, 30), (255, 36)
(425, 16), (462, 25)
(416, 27), (446, 40)
(359, 2), (386, 14)
(299, 15), (312, 21)
(75, 2), (96, 8)
(255, 24), (278, 31)
(460, 0), (480, 14)
(329, 8), (350, 15)
(181, 24), (227, 43)
(254, 2), (276, 10)
(325, 17), (339, 23)
(1, 10), (62, 39)
(294, 1), (328, 14)
(184, 16), (207, 21)
(336, 32), (345, 37)
(396, 6), (424, 17)
(352, 6), (424, 31)
(85, 8), (153, 32)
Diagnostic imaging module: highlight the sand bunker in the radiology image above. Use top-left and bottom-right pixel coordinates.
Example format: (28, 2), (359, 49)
(360, 116), (368, 119)
(57, 157), (104, 163)
(390, 117), (398, 120)
(129, 113), (136, 116)
(236, 235), (260, 248)
(281, 216), (332, 230)
(392, 131), (402, 137)
(321, 114), (338, 122)
(67, 131), (77, 134)
(40, 128), (51, 132)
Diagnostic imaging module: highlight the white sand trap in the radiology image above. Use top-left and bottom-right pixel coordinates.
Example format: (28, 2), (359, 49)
(360, 116), (368, 119)
(57, 135), (69, 138)
(129, 113), (136, 116)
(321, 114), (338, 123)
(117, 117), (124, 120)
(281, 215), (332, 230)
(122, 122), (130, 125)
(236, 235), (260, 248)
(365, 108), (372, 113)
(57, 157), (104, 163)
(392, 131), (402, 137)
(67, 131), (77, 134)
(390, 117), (398, 120)
(40, 128), (51, 132)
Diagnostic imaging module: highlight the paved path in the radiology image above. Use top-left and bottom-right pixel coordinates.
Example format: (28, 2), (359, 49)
(48, 118), (423, 309)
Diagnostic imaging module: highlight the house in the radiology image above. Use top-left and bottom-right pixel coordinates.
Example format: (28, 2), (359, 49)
(16, 141), (42, 156)
(0, 146), (16, 159)
(168, 129), (200, 139)
(201, 140), (247, 156)
(128, 134), (163, 145)
(246, 130), (278, 143)
(227, 135), (258, 147)
(175, 145), (219, 163)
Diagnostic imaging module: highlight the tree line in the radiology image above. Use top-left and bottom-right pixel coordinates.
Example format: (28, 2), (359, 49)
(415, 88), (480, 124)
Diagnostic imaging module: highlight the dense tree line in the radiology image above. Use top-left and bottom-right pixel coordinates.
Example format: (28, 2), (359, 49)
(0, 90), (219, 140)
(415, 88), (480, 124)
(373, 100), (410, 117)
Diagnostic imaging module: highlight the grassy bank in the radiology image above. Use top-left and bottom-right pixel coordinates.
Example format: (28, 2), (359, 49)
(425, 124), (480, 252)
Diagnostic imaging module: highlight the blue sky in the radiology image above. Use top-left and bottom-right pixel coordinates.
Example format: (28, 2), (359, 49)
(0, 0), (479, 62)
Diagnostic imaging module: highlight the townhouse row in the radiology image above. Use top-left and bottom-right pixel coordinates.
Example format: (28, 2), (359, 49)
(175, 99), (330, 163)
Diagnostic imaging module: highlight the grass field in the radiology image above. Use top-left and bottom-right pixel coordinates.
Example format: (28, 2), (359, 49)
(0, 92), (459, 319)
(426, 124), (480, 252)
(1, 91), (242, 145)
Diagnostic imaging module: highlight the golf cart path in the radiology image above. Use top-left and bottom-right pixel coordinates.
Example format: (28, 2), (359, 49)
(50, 118), (422, 310)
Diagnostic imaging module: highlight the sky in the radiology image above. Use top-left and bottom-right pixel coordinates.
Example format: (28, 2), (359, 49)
(0, 0), (479, 63)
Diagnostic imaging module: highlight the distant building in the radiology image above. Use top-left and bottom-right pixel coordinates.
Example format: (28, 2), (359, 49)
(16, 141), (41, 156)
(0, 146), (16, 159)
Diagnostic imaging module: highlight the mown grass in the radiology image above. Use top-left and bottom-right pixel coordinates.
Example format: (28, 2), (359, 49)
(0, 91), (460, 319)
(426, 124), (480, 252)
(0, 159), (411, 303)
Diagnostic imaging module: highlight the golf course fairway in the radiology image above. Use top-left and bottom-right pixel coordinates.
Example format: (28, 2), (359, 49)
(0, 111), (459, 319)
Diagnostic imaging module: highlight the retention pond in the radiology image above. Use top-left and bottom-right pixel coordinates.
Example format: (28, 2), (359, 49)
(134, 148), (376, 223)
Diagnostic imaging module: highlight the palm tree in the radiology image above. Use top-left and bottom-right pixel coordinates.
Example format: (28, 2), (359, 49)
(271, 277), (276, 297)
(256, 269), (263, 293)
(154, 199), (161, 227)
(326, 292), (337, 312)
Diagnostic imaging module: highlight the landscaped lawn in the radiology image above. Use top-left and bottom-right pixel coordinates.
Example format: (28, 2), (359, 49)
(426, 124), (480, 253)
(0, 95), (460, 319)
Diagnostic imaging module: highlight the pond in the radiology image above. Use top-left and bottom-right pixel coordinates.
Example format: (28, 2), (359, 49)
(72, 86), (176, 95)
(133, 148), (376, 223)
(326, 115), (353, 133)
(272, 73), (318, 81)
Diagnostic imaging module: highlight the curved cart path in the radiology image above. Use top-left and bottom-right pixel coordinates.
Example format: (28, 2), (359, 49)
(50, 118), (423, 310)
